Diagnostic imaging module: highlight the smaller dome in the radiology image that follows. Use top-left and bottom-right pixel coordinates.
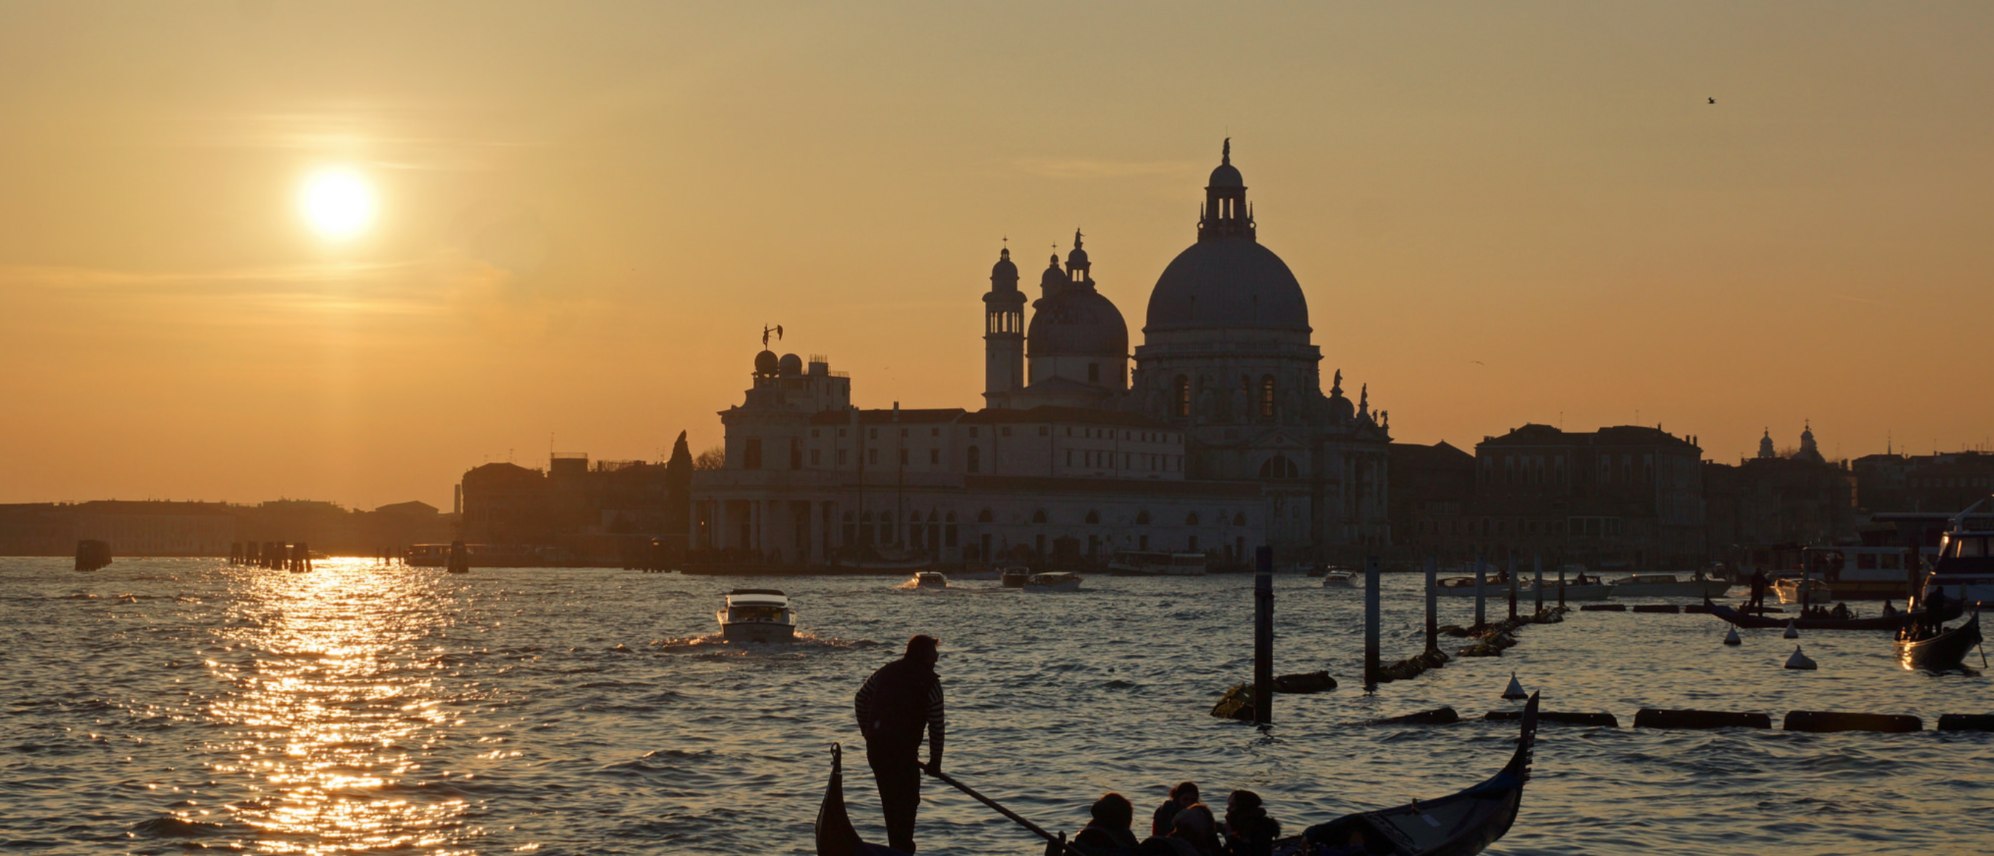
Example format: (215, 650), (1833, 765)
(1040, 255), (1065, 289)
(1067, 246), (1089, 268)
(991, 248), (1017, 282)
(778, 353), (803, 376)
(754, 350), (779, 376)
(1328, 393), (1354, 422)
(1208, 161), (1243, 188)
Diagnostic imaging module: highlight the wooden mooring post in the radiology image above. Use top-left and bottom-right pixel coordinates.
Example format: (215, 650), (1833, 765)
(1558, 564), (1567, 609)
(1474, 556), (1487, 629)
(1252, 546), (1273, 725)
(1424, 556), (1439, 655)
(1364, 555), (1382, 692)
(1533, 555), (1544, 614)
(1506, 555), (1519, 621)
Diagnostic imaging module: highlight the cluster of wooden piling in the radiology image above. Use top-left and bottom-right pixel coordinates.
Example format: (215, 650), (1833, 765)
(1367, 556), (1571, 687)
(227, 541), (313, 572)
(1371, 706), (1994, 733)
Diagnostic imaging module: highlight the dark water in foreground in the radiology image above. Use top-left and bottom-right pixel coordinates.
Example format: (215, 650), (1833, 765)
(2, 558), (1990, 855)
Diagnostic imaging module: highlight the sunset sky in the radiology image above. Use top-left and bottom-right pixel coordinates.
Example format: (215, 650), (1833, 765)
(3, 2), (1990, 509)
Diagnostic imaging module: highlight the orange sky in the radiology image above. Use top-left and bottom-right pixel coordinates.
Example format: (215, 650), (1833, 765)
(3, 2), (1991, 510)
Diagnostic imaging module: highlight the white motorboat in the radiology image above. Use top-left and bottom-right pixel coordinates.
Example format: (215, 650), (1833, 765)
(1021, 572), (1081, 592)
(1321, 571), (1356, 588)
(1609, 573), (1733, 598)
(717, 589), (796, 643)
(912, 571), (948, 590)
(998, 566), (1031, 588)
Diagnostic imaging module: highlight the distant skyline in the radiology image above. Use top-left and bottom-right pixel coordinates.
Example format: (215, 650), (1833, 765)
(3, 2), (1991, 509)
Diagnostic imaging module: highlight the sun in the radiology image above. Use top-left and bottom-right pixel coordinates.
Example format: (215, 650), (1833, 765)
(298, 167), (377, 240)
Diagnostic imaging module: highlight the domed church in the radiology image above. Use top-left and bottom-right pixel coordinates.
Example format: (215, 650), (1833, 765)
(693, 142), (1392, 569)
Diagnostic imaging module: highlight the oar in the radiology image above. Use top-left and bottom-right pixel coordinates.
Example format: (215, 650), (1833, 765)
(926, 767), (1095, 856)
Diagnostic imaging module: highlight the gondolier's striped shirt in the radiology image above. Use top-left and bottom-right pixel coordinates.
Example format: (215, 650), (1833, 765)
(854, 666), (945, 741)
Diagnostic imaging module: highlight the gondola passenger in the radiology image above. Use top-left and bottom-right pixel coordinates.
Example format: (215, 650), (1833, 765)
(1167, 804), (1224, 856)
(1070, 792), (1141, 856)
(1152, 782), (1200, 838)
(1221, 790), (1280, 856)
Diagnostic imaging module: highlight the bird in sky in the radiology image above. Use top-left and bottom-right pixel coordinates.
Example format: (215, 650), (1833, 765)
(1708, 97), (1717, 104)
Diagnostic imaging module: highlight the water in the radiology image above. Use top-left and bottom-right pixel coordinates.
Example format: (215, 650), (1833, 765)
(3, 558), (1989, 855)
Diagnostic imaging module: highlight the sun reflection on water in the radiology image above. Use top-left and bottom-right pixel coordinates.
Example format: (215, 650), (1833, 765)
(202, 558), (474, 854)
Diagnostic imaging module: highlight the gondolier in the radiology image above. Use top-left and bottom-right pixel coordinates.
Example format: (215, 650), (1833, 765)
(854, 635), (945, 853)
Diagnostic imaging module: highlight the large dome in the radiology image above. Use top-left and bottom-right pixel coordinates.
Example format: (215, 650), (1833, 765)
(1144, 239), (1309, 333)
(1028, 288), (1128, 357)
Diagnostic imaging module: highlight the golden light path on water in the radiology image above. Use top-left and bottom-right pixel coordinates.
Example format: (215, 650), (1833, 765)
(199, 558), (472, 854)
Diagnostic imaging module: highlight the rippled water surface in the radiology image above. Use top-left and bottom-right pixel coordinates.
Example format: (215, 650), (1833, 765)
(3, 558), (1989, 854)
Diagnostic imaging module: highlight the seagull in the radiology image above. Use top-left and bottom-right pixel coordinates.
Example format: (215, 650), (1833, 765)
(1708, 97), (1716, 104)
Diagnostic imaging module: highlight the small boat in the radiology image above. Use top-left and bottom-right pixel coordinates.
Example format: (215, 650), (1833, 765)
(1771, 575), (1831, 605)
(1609, 573), (1731, 598)
(1897, 611), (1983, 672)
(1322, 571), (1356, 588)
(1272, 692), (1539, 856)
(913, 571), (947, 590)
(999, 566), (1032, 588)
(717, 589), (796, 643)
(1706, 597), (1959, 631)
(1021, 572), (1081, 592)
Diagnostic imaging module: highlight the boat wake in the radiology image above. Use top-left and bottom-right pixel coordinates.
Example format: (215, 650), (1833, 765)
(651, 632), (878, 653)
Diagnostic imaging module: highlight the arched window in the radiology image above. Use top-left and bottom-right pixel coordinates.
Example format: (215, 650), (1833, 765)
(1233, 512), (1247, 526)
(1185, 512), (1200, 526)
(978, 508), (995, 523)
(1174, 376), (1191, 417)
(1260, 375), (1276, 417)
(967, 445), (981, 473)
(1085, 510), (1101, 525)
(1258, 455), (1299, 479)
(1032, 508), (1048, 524)
(1135, 510), (1152, 525)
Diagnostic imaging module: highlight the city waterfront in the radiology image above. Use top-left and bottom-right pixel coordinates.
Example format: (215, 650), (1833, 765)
(4, 558), (1990, 854)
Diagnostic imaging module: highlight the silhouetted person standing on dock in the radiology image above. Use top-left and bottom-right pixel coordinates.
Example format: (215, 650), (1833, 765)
(855, 634), (945, 853)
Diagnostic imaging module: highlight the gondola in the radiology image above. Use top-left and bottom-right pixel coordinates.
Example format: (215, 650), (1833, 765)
(817, 744), (909, 856)
(1897, 611), (1984, 672)
(1272, 692), (1538, 856)
(1704, 598), (1961, 631)
(817, 693), (1538, 856)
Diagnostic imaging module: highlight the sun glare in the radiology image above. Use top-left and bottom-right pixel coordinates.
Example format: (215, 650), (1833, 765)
(299, 167), (378, 240)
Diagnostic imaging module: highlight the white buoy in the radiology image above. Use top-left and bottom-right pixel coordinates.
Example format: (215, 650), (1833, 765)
(1783, 620), (1799, 639)
(1723, 626), (1741, 646)
(1785, 645), (1817, 670)
(1502, 671), (1527, 700)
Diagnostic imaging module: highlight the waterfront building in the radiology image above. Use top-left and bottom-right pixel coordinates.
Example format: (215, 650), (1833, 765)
(1462, 424), (1707, 568)
(457, 433), (694, 565)
(690, 143), (1393, 569)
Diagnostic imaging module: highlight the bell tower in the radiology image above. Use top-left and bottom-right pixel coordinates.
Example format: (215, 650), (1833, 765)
(982, 244), (1025, 406)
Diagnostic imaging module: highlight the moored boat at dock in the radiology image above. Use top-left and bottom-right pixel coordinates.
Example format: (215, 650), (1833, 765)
(1918, 497), (1994, 607)
(1020, 572), (1080, 592)
(1608, 573), (1731, 598)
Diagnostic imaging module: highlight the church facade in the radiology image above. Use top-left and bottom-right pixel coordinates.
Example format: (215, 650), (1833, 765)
(690, 144), (1392, 569)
